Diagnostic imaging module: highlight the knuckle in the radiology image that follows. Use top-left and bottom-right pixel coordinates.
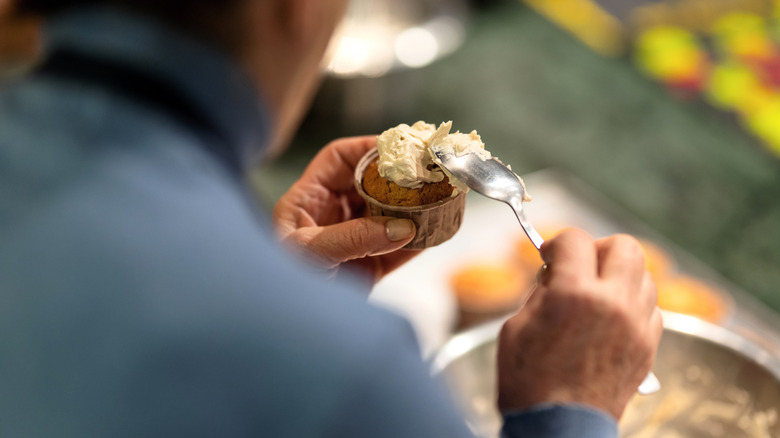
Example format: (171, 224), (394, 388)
(618, 234), (644, 256)
(323, 138), (341, 152)
(557, 228), (593, 246)
(346, 220), (374, 250)
(606, 234), (645, 264)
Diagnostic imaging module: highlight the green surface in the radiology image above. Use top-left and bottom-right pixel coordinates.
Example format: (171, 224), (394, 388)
(254, 0), (780, 310)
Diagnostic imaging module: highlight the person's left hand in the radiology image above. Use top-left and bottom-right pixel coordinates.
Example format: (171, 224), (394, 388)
(273, 136), (420, 284)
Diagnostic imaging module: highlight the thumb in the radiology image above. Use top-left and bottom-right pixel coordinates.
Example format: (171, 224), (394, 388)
(282, 217), (416, 269)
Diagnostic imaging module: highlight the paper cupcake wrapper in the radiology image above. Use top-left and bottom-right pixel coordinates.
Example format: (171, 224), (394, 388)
(354, 148), (466, 249)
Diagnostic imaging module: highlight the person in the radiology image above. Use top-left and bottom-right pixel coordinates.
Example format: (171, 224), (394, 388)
(0, 0), (662, 437)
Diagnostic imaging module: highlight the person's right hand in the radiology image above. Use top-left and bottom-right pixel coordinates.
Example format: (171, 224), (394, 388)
(497, 229), (663, 420)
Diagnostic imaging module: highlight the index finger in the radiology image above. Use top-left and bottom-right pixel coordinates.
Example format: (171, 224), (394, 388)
(300, 136), (377, 192)
(540, 228), (598, 284)
(595, 234), (645, 287)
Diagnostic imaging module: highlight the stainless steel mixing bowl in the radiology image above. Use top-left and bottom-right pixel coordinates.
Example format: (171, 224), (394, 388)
(432, 312), (780, 438)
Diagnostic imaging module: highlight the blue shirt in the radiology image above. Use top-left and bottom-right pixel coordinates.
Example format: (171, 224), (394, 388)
(0, 7), (617, 437)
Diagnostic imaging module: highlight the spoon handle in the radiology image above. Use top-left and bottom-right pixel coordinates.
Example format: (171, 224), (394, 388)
(638, 371), (661, 395)
(507, 197), (544, 251)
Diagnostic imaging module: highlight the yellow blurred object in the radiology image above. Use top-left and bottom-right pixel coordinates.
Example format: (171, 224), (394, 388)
(764, 136), (780, 156)
(743, 94), (780, 155)
(706, 61), (763, 110)
(712, 11), (767, 37)
(631, 0), (769, 35)
(635, 26), (707, 81)
(522, 0), (627, 57)
(657, 276), (730, 323)
(737, 83), (775, 115)
(712, 12), (775, 59)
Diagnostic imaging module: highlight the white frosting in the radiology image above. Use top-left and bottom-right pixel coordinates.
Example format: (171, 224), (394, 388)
(376, 120), (491, 193)
(376, 121), (441, 189)
(428, 125), (492, 193)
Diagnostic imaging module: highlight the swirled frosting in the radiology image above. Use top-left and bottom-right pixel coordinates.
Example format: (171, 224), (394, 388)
(376, 121), (491, 193)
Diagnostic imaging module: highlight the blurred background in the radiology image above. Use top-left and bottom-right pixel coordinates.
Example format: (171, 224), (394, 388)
(3, 0), (780, 313)
(260, 0), (780, 315)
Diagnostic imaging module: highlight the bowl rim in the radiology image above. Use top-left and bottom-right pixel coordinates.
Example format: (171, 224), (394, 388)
(431, 311), (780, 380)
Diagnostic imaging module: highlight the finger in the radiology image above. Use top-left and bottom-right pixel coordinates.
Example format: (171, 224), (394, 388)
(649, 306), (664, 346)
(540, 228), (598, 282)
(535, 263), (551, 286)
(283, 217), (416, 268)
(596, 234), (645, 287)
(300, 136), (377, 192)
(640, 271), (658, 314)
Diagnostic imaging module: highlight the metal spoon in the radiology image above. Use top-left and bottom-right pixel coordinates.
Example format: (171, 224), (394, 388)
(433, 150), (661, 395)
(433, 150), (543, 250)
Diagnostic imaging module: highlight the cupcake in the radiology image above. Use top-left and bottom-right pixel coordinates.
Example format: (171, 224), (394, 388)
(354, 121), (489, 249)
(638, 239), (675, 283)
(513, 227), (563, 276)
(656, 275), (733, 323)
(450, 262), (532, 330)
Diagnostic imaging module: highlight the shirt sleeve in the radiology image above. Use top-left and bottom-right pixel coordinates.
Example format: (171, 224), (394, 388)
(324, 316), (476, 438)
(501, 404), (618, 438)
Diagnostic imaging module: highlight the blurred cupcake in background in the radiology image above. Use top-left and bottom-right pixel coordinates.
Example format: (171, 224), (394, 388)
(657, 275), (733, 323)
(512, 226), (563, 277)
(450, 262), (532, 330)
(638, 238), (675, 283)
(637, 239), (732, 324)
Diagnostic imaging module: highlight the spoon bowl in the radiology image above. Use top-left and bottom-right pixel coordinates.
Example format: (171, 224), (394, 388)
(433, 150), (543, 250)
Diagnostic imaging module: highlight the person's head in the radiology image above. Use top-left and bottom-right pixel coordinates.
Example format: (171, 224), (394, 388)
(17, 0), (350, 156)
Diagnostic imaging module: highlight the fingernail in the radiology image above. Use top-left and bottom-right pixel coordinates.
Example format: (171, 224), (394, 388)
(386, 219), (415, 242)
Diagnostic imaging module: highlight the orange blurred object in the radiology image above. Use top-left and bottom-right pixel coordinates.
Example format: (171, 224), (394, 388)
(512, 227), (563, 275)
(450, 263), (530, 330)
(657, 275), (731, 323)
(638, 239), (675, 283)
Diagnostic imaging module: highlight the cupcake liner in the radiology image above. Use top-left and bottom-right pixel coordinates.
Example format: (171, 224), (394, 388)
(354, 148), (466, 249)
